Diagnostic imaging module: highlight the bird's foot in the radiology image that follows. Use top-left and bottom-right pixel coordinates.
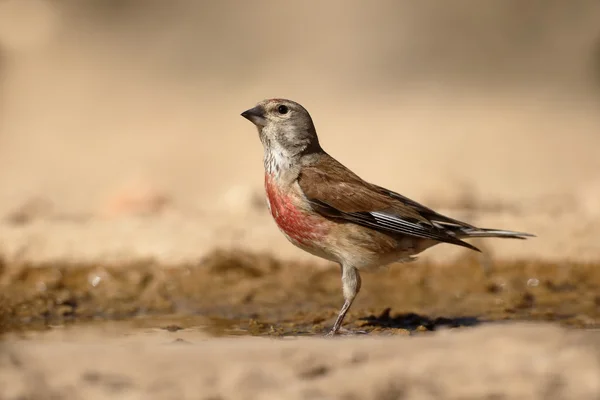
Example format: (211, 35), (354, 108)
(324, 327), (368, 337)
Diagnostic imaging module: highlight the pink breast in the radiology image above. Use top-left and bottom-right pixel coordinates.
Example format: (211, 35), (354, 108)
(264, 174), (326, 245)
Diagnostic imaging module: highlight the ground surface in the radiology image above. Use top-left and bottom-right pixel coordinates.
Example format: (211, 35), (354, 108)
(2, 253), (600, 337)
(3, 323), (600, 400)
(2, 254), (600, 399)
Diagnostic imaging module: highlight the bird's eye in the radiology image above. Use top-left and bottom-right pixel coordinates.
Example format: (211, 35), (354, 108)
(277, 105), (289, 115)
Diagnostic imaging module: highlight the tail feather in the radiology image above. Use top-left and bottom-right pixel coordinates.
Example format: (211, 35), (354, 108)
(431, 222), (534, 252)
(457, 228), (535, 240)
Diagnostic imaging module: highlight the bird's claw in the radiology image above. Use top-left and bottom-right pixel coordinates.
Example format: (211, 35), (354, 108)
(324, 327), (368, 337)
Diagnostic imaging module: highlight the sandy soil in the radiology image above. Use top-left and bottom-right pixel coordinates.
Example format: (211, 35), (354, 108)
(1, 1), (600, 398)
(3, 323), (600, 400)
(2, 254), (600, 399)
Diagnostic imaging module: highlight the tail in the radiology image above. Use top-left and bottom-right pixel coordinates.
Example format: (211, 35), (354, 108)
(456, 228), (535, 240)
(436, 224), (535, 252)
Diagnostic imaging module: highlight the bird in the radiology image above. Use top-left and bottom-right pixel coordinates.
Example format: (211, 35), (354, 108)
(241, 98), (534, 336)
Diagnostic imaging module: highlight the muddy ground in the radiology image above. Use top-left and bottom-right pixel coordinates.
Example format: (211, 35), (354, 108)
(2, 252), (599, 336)
(2, 253), (600, 399)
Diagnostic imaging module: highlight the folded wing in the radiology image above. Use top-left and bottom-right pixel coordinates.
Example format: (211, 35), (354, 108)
(297, 155), (482, 251)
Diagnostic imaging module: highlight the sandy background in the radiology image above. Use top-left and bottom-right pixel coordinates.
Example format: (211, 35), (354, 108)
(0, 0), (599, 264)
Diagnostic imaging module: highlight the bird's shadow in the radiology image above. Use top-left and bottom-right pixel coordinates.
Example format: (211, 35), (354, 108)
(358, 308), (481, 332)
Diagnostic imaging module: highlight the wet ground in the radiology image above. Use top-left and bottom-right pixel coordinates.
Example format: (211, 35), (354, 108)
(1, 251), (599, 337)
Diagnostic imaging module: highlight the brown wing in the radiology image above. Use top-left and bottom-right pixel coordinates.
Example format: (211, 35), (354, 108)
(297, 154), (480, 251)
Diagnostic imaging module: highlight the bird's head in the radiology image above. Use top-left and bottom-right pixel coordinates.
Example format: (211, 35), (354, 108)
(241, 98), (321, 159)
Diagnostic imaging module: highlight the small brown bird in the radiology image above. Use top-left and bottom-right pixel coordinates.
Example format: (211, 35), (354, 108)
(241, 98), (533, 336)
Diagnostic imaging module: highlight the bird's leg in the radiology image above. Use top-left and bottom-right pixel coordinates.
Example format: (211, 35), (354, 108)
(326, 264), (361, 336)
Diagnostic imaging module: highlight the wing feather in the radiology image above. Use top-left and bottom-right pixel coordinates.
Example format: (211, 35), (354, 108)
(298, 155), (480, 251)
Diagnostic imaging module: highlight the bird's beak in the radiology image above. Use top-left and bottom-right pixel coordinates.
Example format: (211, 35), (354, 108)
(241, 105), (267, 127)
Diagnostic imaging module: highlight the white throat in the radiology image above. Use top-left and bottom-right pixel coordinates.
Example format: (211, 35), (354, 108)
(264, 143), (294, 176)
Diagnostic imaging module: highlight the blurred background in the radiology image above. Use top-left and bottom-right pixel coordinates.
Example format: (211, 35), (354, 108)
(1, 0), (600, 263)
